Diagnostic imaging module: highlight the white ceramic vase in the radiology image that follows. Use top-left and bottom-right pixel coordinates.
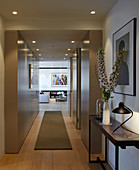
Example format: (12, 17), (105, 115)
(102, 101), (110, 125)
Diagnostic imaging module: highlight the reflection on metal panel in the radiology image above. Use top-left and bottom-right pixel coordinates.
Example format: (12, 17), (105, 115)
(72, 48), (81, 130)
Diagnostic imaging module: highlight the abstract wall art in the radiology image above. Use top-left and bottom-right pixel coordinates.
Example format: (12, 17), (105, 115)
(51, 73), (67, 86)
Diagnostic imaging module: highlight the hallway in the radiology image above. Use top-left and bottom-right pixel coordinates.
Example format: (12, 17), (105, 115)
(0, 1), (139, 170)
(0, 102), (93, 170)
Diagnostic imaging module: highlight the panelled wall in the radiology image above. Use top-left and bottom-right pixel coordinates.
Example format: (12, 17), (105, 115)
(0, 16), (5, 158)
(73, 49), (78, 128)
(69, 58), (73, 118)
(89, 31), (103, 153)
(5, 31), (39, 153)
(81, 31), (102, 152)
(67, 58), (72, 116)
(81, 33), (90, 148)
(72, 48), (81, 129)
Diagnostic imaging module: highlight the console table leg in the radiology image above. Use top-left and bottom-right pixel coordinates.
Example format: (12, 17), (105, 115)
(115, 146), (119, 170)
(89, 119), (91, 162)
(105, 136), (107, 162)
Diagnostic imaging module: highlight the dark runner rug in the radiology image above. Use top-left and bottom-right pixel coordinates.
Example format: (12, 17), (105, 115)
(34, 111), (72, 150)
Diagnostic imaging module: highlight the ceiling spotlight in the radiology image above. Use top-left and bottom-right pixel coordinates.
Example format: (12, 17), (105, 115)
(12, 11), (17, 15)
(91, 10), (96, 15)
(32, 41), (36, 44)
(39, 54), (41, 56)
(41, 58), (43, 59)
(36, 49), (39, 51)
(68, 49), (71, 51)
(71, 41), (75, 43)
(65, 54), (68, 56)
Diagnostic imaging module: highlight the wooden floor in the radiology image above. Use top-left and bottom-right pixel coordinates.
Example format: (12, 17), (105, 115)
(0, 102), (109, 170)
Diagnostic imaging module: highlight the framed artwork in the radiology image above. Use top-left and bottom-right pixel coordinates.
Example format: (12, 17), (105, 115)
(113, 18), (136, 96)
(29, 64), (34, 89)
(51, 73), (67, 86)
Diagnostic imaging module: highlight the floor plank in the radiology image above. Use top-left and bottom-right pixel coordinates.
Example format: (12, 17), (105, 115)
(0, 102), (111, 170)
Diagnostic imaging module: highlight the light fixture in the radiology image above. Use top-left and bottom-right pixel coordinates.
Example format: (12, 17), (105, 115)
(20, 48), (29, 51)
(68, 48), (71, 51)
(83, 40), (90, 44)
(12, 11), (17, 15)
(39, 54), (41, 56)
(36, 49), (39, 51)
(17, 40), (24, 44)
(64, 58), (66, 60)
(73, 53), (77, 57)
(91, 10), (96, 15)
(112, 102), (133, 133)
(81, 48), (89, 52)
(32, 41), (36, 44)
(71, 41), (75, 43)
(41, 58), (43, 59)
(28, 54), (33, 57)
(65, 54), (68, 56)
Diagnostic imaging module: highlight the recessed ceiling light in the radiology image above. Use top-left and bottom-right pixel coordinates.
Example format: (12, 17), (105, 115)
(68, 49), (71, 51)
(12, 11), (17, 15)
(41, 58), (43, 59)
(36, 49), (39, 51)
(39, 54), (41, 56)
(32, 41), (36, 44)
(91, 11), (96, 15)
(71, 41), (75, 43)
(65, 54), (68, 56)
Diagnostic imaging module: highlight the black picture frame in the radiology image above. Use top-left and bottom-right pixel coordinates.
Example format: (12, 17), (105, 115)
(113, 18), (136, 96)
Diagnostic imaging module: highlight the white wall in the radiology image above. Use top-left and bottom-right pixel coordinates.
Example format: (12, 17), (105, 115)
(0, 16), (5, 158)
(39, 61), (68, 91)
(103, 0), (139, 169)
(39, 69), (68, 91)
(39, 61), (68, 67)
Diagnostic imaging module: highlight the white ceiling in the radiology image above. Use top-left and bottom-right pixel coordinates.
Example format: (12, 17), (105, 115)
(20, 30), (88, 61)
(0, 0), (117, 21)
(0, 0), (117, 61)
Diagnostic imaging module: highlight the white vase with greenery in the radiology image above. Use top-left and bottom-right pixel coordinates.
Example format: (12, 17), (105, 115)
(96, 48), (126, 125)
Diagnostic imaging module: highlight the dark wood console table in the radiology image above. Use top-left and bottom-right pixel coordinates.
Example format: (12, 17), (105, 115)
(89, 115), (139, 170)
